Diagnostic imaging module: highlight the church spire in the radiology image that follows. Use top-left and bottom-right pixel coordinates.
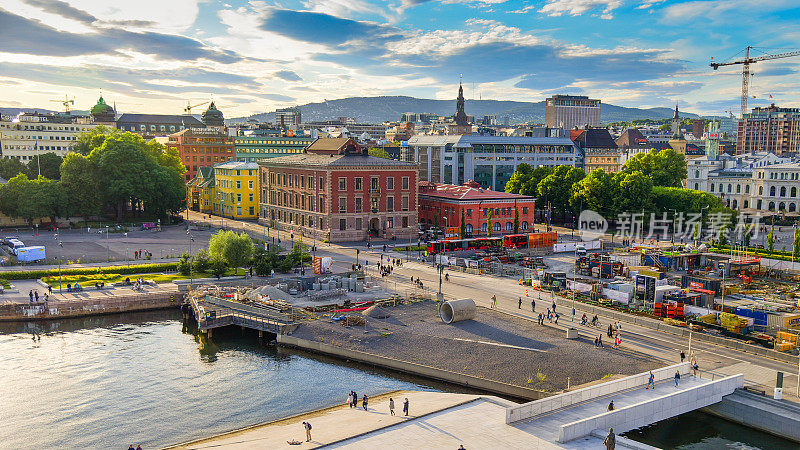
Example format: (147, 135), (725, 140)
(454, 77), (468, 126)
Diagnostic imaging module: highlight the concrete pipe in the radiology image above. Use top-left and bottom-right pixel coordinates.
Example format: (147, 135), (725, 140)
(440, 298), (477, 324)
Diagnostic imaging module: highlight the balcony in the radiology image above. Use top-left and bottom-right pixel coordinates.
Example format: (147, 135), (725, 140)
(369, 188), (381, 194)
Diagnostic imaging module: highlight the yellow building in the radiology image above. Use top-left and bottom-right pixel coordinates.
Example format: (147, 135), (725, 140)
(213, 161), (259, 219)
(187, 166), (215, 214)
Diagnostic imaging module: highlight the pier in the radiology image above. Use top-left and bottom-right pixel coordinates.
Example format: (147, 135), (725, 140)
(188, 290), (299, 337)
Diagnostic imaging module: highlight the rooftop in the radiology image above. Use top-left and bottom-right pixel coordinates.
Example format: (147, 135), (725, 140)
(214, 161), (260, 170)
(117, 113), (204, 126)
(419, 181), (535, 201)
(258, 153), (418, 168)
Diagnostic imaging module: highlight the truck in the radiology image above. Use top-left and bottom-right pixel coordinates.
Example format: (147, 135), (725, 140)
(15, 246), (46, 262)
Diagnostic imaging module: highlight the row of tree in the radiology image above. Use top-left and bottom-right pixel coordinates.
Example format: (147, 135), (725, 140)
(0, 127), (187, 224)
(0, 152), (62, 181)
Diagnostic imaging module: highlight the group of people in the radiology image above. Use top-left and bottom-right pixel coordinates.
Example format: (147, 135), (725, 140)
(581, 313), (600, 327)
(490, 295), (498, 308)
(127, 445), (143, 450)
(133, 249), (151, 260)
(28, 289), (47, 303)
(346, 391), (410, 416)
(537, 309), (559, 325)
(377, 263), (394, 278)
(410, 276), (424, 289)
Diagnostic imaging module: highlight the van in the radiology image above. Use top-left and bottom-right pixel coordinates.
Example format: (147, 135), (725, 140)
(576, 244), (587, 256)
(9, 240), (25, 255)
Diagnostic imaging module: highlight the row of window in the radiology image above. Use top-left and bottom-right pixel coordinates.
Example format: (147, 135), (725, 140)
(338, 176), (410, 191)
(270, 191), (321, 213)
(216, 192), (255, 203)
(0, 124), (90, 131)
(1, 134), (76, 140)
(217, 179), (254, 190)
(706, 182), (799, 198)
(122, 124), (185, 133)
(420, 219), (531, 232)
(336, 196), (410, 213)
(337, 216), (410, 231)
(269, 172), (321, 190)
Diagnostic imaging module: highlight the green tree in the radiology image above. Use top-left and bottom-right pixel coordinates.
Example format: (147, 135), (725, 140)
(209, 254), (228, 279)
(252, 246), (280, 276)
(505, 164), (553, 196)
(615, 171), (653, 214)
(367, 147), (390, 158)
(570, 169), (619, 218)
(621, 148), (687, 187)
(26, 152), (63, 180)
(651, 187), (722, 213)
(486, 209), (493, 237)
(177, 252), (192, 276)
(719, 226), (728, 246)
(0, 157), (27, 180)
(537, 166), (586, 213)
(193, 249), (210, 273)
(0, 174), (62, 226)
(513, 207), (519, 234)
(767, 227), (775, 254)
(209, 230), (254, 269)
(59, 152), (103, 225)
(74, 125), (115, 155)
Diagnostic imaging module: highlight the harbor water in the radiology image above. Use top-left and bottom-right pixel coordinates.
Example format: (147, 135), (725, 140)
(0, 309), (467, 449)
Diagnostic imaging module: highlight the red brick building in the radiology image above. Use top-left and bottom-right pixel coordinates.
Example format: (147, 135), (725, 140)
(166, 127), (235, 181)
(258, 138), (419, 242)
(418, 181), (536, 237)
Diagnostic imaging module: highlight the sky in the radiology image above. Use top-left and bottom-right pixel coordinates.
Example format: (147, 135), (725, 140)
(1, 0), (799, 118)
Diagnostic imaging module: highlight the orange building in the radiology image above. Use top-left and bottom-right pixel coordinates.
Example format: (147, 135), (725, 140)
(166, 128), (235, 181)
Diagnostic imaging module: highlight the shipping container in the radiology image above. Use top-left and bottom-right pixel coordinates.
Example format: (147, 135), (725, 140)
(681, 274), (722, 296)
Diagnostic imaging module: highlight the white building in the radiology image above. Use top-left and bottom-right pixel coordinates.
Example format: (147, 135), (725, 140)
(686, 152), (800, 213)
(0, 113), (97, 161)
(407, 135), (581, 191)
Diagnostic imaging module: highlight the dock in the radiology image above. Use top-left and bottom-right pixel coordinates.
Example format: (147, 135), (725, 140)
(188, 292), (299, 337)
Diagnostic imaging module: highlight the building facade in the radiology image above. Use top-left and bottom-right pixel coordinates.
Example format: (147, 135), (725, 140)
(418, 181), (536, 237)
(545, 95), (601, 130)
(0, 112), (97, 161)
(116, 113), (205, 139)
(275, 107), (302, 127)
(166, 128), (235, 181)
(407, 135), (581, 191)
(213, 161), (259, 219)
(258, 141), (419, 242)
(572, 128), (620, 173)
(737, 104), (800, 155)
(234, 136), (315, 162)
(186, 166), (215, 214)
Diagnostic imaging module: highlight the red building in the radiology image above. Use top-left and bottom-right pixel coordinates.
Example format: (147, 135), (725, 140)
(258, 138), (419, 242)
(166, 127), (235, 181)
(418, 181), (536, 237)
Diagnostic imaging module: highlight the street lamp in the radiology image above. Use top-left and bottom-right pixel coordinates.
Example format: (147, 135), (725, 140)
(105, 226), (110, 262)
(124, 232), (129, 267)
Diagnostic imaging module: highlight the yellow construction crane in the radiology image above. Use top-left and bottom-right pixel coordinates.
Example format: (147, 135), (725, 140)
(50, 95), (75, 114)
(710, 46), (800, 118)
(184, 100), (209, 114)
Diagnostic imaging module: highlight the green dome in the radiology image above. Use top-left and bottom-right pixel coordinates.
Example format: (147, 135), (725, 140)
(90, 96), (115, 122)
(202, 101), (224, 126)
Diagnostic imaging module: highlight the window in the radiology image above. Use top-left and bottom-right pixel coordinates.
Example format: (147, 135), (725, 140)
(309, 176), (314, 189)
(493, 222), (501, 231)
(237, 193), (242, 202)
(355, 177), (362, 190)
(356, 218), (362, 230)
(249, 180), (253, 189)
(387, 196), (394, 212)
(481, 223), (487, 233)
(371, 177), (379, 190)
(521, 221), (529, 230)
(746, 185), (750, 194)
(770, 186), (776, 196)
(249, 206), (254, 215)
(710, 184), (714, 192)
(522, 207), (528, 215)
(388, 217), (394, 229)
(340, 219), (347, 231)
(319, 177), (324, 189)
(780, 186), (787, 197)
(355, 197), (362, 213)
(237, 206), (242, 216)
(249, 193), (254, 202)
(402, 196), (409, 211)
(793, 187), (797, 197)
(736, 184), (740, 193)
(402, 216), (408, 228)
(339, 177), (346, 190)
(402, 176), (409, 189)
(466, 208), (472, 217)
(505, 222), (513, 231)
(339, 197), (347, 213)
(300, 175), (305, 188)
(371, 197), (379, 212)
(387, 177), (394, 190)
(236, 180), (241, 189)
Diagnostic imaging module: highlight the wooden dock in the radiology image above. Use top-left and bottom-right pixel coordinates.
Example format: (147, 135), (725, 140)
(188, 295), (299, 337)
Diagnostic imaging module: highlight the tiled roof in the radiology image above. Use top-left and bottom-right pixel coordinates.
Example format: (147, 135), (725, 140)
(573, 128), (618, 149)
(258, 153), (417, 168)
(117, 113), (204, 125)
(615, 129), (649, 148)
(420, 182), (534, 201)
(307, 137), (356, 153)
(214, 161), (260, 170)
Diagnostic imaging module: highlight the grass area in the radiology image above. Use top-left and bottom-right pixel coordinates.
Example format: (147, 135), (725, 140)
(40, 268), (243, 287)
(0, 279), (9, 288)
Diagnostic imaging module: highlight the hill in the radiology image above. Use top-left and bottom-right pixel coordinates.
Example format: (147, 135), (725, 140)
(227, 96), (698, 125)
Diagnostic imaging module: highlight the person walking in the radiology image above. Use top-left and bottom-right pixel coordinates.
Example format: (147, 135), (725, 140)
(389, 397), (395, 416)
(352, 391), (358, 407)
(362, 394), (369, 411)
(347, 391), (353, 408)
(518, 297), (522, 309)
(48, 285), (52, 294)
(604, 428), (616, 450)
(691, 357), (699, 377)
(552, 300), (556, 314)
(29, 290), (33, 303)
(674, 370), (681, 388)
(531, 299), (535, 312)
(598, 334), (604, 348)
(607, 400), (615, 411)
(403, 398), (409, 416)
(680, 350), (686, 363)
(34, 291), (39, 302)
(646, 371), (655, 389)
(554, 313), (559, 325)
(303, 421), (312, 442)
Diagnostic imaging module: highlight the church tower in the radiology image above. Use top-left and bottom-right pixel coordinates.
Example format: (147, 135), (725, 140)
(449, 79), (472, 135)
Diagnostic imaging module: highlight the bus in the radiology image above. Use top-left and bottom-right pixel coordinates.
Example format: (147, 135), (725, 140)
(502, 234), (529, 248)
(426, 237), (502, 255)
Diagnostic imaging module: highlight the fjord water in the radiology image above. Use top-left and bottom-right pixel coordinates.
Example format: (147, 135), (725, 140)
(0, 310), (452, 449)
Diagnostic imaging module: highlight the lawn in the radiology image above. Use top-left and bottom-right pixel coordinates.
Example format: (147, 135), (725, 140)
(40, 268), (244, 287)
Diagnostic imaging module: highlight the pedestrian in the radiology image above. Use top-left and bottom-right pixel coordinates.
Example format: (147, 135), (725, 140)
(303, 421), (312, 442)
(403, 398), (409, 416)
(604, 428), (616, 450)
(389, 397), (395, 416)
(348, 391), (353, 408)
(363, 394), (368, 410)
(608, 400), (615, 411)
(491, 295), (497, 308)
(34, 291), (39, 302)
(531, 299), (535, 312)
(691, 357), (699, 377)
(554, 313), (559, 325)
(48, 285), (52, 294)
(598, 334), (604, 348)
(594, 336), (598, 347)
(552, 301), (556, 313)
(29, 290), (33, 303)
(352, 390), (358, 407)
(646, 371), (655, 389)
(680, 350), (686, 363)
(518, 297), (522, 309)
(674, 370), (681, 387)
(128, 445), (135, 450)
(608, 323), (614, 338)
(459, 446), (466, 450)
(136, 446), (142, 450)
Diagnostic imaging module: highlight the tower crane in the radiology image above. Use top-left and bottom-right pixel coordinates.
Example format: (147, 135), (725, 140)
(710, 46), (800, 118)
(50, 95), (75, 114)
(184, 100), (209, 114)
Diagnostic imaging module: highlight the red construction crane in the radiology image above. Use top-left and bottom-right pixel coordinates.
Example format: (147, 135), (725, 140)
(711, 46), (800, 118)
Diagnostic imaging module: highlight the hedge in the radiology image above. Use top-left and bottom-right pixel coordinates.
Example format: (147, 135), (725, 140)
(0, 262), (178, 280)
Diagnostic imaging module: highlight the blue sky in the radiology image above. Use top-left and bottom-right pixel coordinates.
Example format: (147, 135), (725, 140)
(0, 0), (799, 117)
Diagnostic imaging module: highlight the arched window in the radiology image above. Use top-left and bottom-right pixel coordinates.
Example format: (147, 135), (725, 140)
(769, 201), (775, 211)
(736, 184), (740, 193)
(710, 184), (715, 192)
(719, 184), (723, 193)
(732, 199), (738, 209)
(790, 203), (797, 213)
(780, 186), (787, 197)
(779, 202), (786, 211)
(744, 200), (749, 209)
(745, 185), (750, 194)
(792, 187), (797, 197)
(521, 221), (529, 231)
(493, 222), (501, 232)
(770, 186), (776, 196)
(727, 184), (732, 193)
(504, 222), (512, 231)
(694, 183), (699, 189)
(466, 224), (473, 234)
(481, 223), (487, 233)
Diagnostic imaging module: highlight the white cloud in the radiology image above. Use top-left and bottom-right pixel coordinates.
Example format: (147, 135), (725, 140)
(637, 0), (665, 9)
(662, 0), (795, 22)
(67, 0), (201, 32)
(539, 0), (622, 17)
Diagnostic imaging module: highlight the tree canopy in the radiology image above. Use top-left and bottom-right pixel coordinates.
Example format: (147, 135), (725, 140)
(504, 164), (554, 197)
(621, 148), (687, 187)
(209, 230), (254, 268)
(537, 165), (585, 212)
